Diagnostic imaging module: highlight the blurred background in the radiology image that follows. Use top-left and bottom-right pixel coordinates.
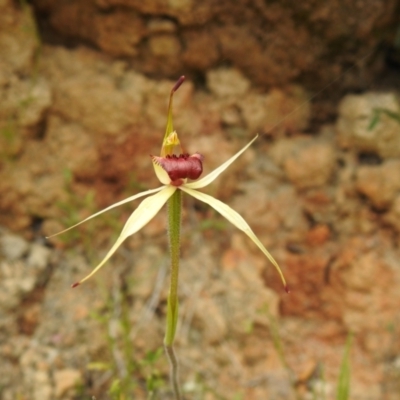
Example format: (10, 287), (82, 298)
(1, 0), (400, 399)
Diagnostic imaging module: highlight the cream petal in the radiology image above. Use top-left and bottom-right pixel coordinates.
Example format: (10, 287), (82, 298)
(185, 135), (258, 190)
(180, 186), (288, 291)
(47, 186), (167, 238)
(152, 157), (171, 184)
(74, 186), (177, 286)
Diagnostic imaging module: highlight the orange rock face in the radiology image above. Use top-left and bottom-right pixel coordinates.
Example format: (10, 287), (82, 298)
(32, 0), (398, 89)
(1, 1), (400, 399)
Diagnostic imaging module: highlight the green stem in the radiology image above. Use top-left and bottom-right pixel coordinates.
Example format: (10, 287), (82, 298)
(164, 189), (182, 346)
(164, 190), (182, 399)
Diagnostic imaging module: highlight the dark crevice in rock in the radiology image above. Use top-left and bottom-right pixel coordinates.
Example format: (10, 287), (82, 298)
(357, 152), (383, 166)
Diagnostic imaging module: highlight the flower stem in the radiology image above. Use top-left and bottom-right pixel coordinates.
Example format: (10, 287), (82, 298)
(165, 189), (182, 346)
(164, 189), (182, 399)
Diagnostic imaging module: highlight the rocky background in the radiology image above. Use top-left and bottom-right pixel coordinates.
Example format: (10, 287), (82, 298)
(1, 0), (400, 399)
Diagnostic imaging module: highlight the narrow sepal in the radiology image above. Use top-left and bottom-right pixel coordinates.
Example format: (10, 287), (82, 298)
(74, 186), (177, 286)
(185, 135), (258, 189)
(47, 186), (166, 238)
(180, 186), (288, 291)
(284, 284), (290, 293)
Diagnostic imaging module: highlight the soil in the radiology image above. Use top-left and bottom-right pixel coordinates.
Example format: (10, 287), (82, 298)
(1, 0), (400, 399)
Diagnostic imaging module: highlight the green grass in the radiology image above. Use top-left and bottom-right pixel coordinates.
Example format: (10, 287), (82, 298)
(368, 107), (400, 130)
(88, 275), (169, 400)
(336, 334), (352, 400)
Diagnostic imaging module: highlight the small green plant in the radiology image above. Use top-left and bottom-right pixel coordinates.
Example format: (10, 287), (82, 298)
(264, 303), (301, 400)
(19, 0), (42, 81)
(56, 168), (123, 260)
(197, 216), (228, 232)
(0, 1), (42, 162)
(368, 107), (400, 130)
(336, 334), (353, 400)
(263, 302), (354, 400)
(89, 283), (168, 399)
(0, 118), (19, 160)
(55, 168), (98, 257)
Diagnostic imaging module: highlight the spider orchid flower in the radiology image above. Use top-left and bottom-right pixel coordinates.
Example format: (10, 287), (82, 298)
(48, 76), (288, 344)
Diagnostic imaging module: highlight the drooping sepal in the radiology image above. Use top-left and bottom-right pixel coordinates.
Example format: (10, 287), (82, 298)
(180, 186), (288, 292)
(70, 186), (176, 286)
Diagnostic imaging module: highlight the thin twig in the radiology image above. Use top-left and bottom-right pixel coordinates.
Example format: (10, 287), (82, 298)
(164, 344), (182, 400)
(130, 258), (168, 340)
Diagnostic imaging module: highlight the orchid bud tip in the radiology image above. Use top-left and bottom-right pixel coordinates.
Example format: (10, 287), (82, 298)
(71, 282), (80, 288)
(284, 284), (290, 294)
(172, 76), (185, 93)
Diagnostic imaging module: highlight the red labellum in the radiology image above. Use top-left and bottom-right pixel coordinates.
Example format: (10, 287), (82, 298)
(153, 153), (204, 183)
